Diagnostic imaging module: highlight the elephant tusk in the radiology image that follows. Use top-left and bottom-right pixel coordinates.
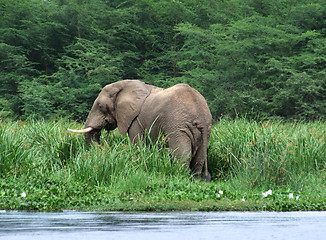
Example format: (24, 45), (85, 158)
(68, 127), (94, 133)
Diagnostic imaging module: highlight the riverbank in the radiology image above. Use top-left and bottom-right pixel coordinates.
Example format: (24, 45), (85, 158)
(0, 118), (325, 211)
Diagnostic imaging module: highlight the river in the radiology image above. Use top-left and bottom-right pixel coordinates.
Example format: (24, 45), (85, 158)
(1, 211), (326, 239)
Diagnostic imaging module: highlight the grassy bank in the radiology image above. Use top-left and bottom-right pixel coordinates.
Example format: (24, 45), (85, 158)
(0, 118), (325, 211)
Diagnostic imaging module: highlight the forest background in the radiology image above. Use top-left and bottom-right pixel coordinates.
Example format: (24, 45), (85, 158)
(1, 0), (326, 121)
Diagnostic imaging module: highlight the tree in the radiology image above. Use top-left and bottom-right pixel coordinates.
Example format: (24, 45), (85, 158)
(1, 0), (325, 120)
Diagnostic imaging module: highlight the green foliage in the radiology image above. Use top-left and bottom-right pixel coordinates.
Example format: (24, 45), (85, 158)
(1, 0), (326, 120)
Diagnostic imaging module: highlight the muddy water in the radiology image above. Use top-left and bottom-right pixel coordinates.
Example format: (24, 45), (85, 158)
(1, 211), (326, 240)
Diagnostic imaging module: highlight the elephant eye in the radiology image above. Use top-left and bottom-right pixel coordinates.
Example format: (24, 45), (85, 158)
(98, 103), (104, 111)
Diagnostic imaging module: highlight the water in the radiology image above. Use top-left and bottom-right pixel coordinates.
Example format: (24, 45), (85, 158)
(1, 211), (326, 240)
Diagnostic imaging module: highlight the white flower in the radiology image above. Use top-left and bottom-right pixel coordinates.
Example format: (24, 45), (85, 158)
(241, 197), (246, 202)
(289, 193), (294, 199)
(296, 196), (300, 201)
(262, 189), (273, 198)
(219, 190), (223, 195)
(21, 192), (26, 198)
(217, 194), (221, 198)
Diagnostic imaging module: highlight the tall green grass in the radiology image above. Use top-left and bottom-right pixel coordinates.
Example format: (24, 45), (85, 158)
(0, 118), (325, 210)
(0, 121), (30, 177)
(208, 118), (326, 189)
(0, 119), (185, 192)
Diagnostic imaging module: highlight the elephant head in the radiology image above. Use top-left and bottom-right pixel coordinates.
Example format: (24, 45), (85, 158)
(68, 80), (152, 145)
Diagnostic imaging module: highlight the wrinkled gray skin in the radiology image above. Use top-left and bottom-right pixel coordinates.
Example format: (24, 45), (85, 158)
(83, 80), (212, 181)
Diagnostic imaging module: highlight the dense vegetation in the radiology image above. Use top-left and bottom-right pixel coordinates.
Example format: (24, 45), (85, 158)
(1, 0), (326, 121)
(0, 119), (325, 211)
(1, 1), (325, 211)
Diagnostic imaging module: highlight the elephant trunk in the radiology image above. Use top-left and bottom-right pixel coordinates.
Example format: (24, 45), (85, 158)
(84, 129), (102, 146)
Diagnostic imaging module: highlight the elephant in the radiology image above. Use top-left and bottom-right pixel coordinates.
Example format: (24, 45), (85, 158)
(68, 80), (212, 181)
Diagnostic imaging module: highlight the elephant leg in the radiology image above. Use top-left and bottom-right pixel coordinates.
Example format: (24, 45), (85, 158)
(190, 151), (205, 179)
(167, 132), (192, 169)
(190, 142), (211, 181)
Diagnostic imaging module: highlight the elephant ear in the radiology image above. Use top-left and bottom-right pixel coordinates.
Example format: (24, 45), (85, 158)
(115, 80), (152, 135)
